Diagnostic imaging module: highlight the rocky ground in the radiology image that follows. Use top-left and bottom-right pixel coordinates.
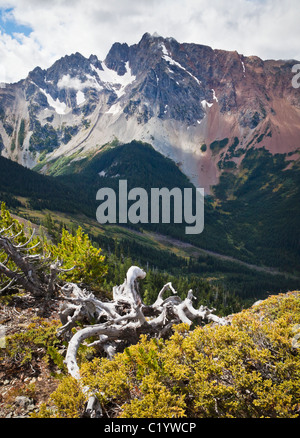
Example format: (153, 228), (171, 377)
(0, 292), (63, 418)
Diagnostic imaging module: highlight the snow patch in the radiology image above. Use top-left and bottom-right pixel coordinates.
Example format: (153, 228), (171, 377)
(160, 43), (169, 57)
(76, 90), (85, 105)
(106, 102), (122, 115)
(40, 89), (69, 115)
(201, 100), (213, 110)
(240, 57), (246, 77)
(212, 89), (218, 102)
(161, 46), (201, 86)
(92, 61), (136, 99)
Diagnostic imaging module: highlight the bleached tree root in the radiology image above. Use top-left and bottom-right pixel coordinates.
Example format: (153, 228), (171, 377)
(0, 226), (228, 418)
(0, 227), (228, 418)
(60, 266), (228, 417)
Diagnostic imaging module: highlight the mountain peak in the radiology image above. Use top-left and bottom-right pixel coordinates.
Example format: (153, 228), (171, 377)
(139, 32), (165, 44)
(105, 42), (130, 75)
(151, 31), (161, 38)
(0, 34), (300, 193)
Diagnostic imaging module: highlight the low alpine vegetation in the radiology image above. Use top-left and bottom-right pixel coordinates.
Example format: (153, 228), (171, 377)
(35, 292), (300, 418)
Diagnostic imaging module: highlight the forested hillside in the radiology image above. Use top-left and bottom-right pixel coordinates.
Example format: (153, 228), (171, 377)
(54, 141), (300, 273)
(1, 140), (299, 306)
(0, 155), (92, 215)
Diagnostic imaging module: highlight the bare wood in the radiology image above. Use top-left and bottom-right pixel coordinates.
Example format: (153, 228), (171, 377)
(60, 265), (228, 419)
(0, 227), (228, 418)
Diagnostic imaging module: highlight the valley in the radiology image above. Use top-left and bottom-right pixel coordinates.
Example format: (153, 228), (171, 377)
(0, 33), (299, 311)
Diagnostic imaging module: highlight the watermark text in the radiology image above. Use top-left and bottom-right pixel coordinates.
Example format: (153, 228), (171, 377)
(96, 180), (204, 234)
(292, 64), (300, 89)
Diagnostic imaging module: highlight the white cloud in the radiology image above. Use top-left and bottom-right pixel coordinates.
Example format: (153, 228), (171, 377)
(57, 74), (103, 91)
(0, 0), (299, 83)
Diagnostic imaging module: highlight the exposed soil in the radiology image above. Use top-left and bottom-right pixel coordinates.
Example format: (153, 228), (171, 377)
(0, 293), (63, 418)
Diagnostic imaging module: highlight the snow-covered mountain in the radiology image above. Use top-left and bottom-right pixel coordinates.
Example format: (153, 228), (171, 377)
(0, 32), (299, 192)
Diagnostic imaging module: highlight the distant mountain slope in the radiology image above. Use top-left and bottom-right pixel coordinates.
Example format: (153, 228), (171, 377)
(0, 33), (299, 192)
(1, 139), (299, 274)
(210, 147), (300, 272)
(55, 140), (201, 235)
(0, 155), (91, 214)
(55, 141), (300, 273)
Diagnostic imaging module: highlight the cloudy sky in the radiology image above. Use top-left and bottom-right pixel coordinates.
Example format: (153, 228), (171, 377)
(0, 0), (299, 83)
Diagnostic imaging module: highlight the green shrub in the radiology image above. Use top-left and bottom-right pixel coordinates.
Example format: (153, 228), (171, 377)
(210, 138), (229, 154)
(45, 227), (107, 291)
(2, 318), (63, 367)
(0, 204), (107, 293)
(32, 376), (86, 418)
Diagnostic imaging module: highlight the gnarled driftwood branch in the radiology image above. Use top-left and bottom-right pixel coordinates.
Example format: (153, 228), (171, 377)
(59, 266), (227, 417)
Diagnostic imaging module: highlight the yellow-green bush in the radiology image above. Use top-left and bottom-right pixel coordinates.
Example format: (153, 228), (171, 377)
(0, 203), (107, 293)
(37, 291), (300, 418)
(32, 377), (86, 418)
(2, 318), (64, 368)
(44, 226), (107, 291)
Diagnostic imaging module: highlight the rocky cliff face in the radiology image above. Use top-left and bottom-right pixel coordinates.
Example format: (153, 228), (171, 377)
(0, 32), (299, 192)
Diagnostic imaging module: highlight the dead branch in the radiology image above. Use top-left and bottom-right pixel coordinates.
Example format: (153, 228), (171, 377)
(0, 222), (228, 418)
(59, 265), (228, 417)
(0, 232), (61, 298)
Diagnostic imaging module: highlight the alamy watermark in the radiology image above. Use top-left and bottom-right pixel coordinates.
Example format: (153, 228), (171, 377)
(96, 180), (204, 234)
(292, 64), (300, 89)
